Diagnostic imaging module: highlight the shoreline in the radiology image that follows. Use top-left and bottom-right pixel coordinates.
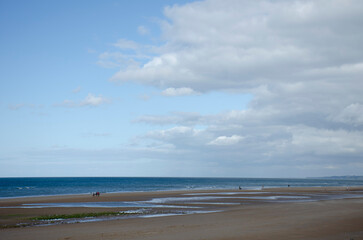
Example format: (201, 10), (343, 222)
(1, 184), (362, 201)
(1, 186), (363, 208)
(1, 186), (363, 239)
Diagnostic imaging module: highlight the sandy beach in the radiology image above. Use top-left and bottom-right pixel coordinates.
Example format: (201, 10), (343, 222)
(1, 187), (363, 240)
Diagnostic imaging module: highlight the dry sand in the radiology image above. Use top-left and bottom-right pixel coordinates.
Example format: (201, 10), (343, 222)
(1, 187), (363, 240)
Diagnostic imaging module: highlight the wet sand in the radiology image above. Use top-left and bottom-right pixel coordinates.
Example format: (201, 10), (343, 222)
(1, 187), (363, 240)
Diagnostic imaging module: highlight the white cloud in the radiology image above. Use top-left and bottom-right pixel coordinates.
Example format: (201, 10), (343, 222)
(97, 52), (147, 69)
(305, 62), (363, 77)
(113, 38), (140, 50)
(135, 112), (203, 126)
(55, 93), (109, 108)
(208, 135), (244, 146)
(161, 87), (199, 96)
(329, 103), (363, 126)
(80, 93), (109, 107)
(138, 25), (149, 35)
(110, 0), (363, 92)
(146, 126), (200, 140)
(289, 126), (363, 156)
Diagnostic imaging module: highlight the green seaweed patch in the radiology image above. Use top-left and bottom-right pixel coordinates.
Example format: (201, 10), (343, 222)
(30, 211), (130, 221)
(0, 223), (30, 229)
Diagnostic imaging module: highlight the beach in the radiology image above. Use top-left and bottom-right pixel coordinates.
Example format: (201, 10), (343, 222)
(1, 187), (363, 240)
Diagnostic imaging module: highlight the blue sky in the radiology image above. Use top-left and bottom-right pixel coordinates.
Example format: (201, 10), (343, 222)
(1, 0), (363, 177)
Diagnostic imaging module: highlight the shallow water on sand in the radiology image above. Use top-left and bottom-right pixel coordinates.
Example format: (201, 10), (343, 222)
(3, 190), (363, 228)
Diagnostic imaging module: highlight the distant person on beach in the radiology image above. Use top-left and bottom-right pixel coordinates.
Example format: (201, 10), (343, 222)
(239, 186), (242, 190)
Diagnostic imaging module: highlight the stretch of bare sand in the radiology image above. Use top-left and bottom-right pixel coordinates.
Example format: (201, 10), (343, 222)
(1, 187), (363, 240)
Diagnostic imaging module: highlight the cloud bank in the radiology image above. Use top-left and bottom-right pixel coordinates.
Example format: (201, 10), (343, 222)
(56, 93), (110, 108)
(111, 0), (363, 177)
(161, 87), (199, 96)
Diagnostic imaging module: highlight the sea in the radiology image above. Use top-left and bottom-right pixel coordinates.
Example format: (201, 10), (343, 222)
(1, 177), (363, 199)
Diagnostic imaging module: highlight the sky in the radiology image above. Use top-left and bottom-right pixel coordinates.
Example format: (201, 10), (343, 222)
(1, 0), (363, 178)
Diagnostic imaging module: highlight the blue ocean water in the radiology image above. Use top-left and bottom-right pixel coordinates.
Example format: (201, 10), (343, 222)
(0, 177), (362, 198)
